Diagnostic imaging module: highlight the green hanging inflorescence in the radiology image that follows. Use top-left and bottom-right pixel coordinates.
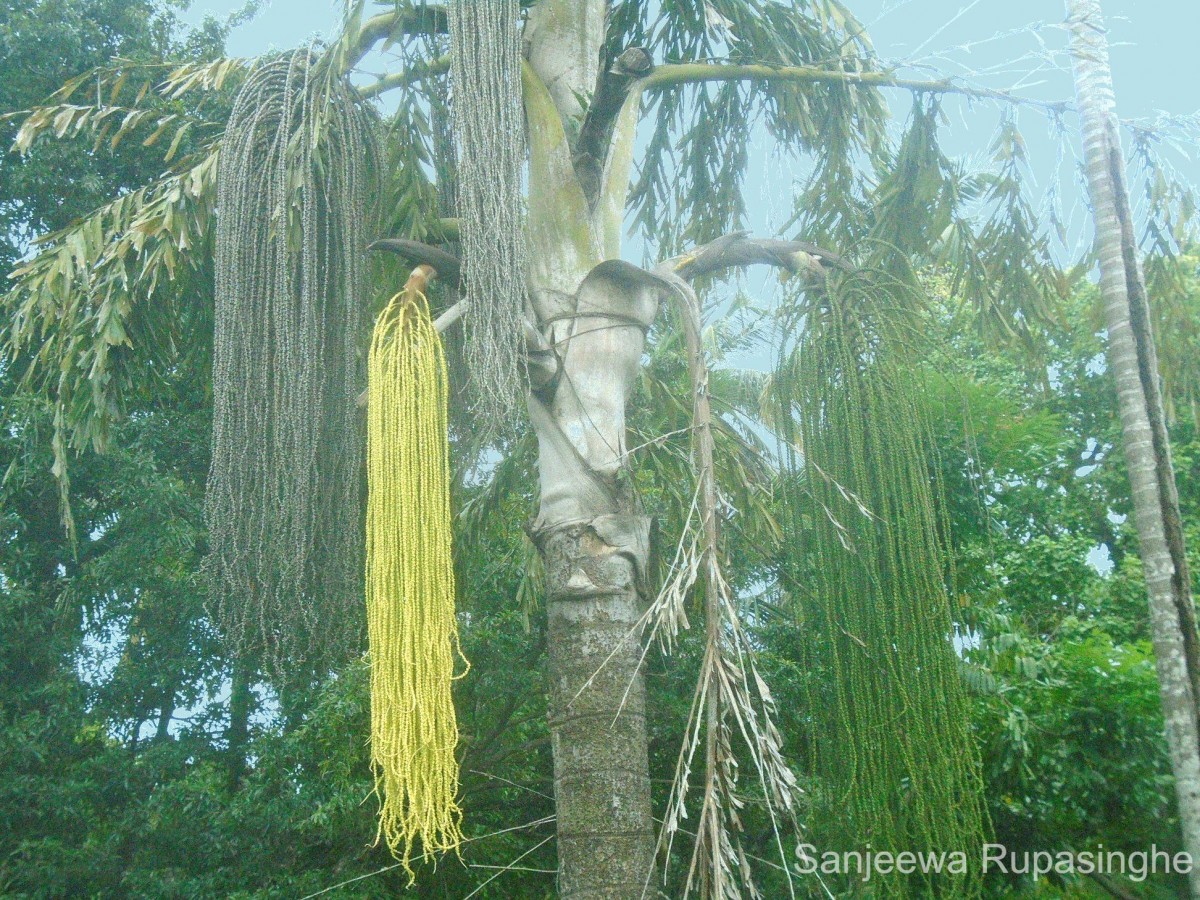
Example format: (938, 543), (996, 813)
(205, 49), (378, 679)
(780, 261), (987, 897)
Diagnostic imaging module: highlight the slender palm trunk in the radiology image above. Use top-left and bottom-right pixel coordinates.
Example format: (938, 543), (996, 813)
(534, 519), (657, 898)
(1067, 2), (1200, 889)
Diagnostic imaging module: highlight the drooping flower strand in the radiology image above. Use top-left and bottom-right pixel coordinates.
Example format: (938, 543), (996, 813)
(366, 271), (467, 875)
(782, 263), (988, 897)
(448, 0), (529, 431)
(205, 49), (377, 679)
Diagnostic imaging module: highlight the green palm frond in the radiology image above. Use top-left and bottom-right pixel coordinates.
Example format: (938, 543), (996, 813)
(614, 0), (887, 251)
(2, 143), (219, 535)
(5, 57), (253, 159)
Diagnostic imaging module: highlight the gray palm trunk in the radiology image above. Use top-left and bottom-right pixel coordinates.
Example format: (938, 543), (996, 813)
(1067, 1), (1200, 890)
(523, 2), (659, 895)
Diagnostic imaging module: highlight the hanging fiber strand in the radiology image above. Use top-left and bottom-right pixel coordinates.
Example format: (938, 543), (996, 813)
(448, 0), (528, 430)
(781, 264), (987, 897)
(206, 49), (376, 678)
(366, 269), (467, 874)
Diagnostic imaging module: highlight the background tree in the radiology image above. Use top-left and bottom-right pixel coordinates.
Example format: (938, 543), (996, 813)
(1067, 4), (1200, 888)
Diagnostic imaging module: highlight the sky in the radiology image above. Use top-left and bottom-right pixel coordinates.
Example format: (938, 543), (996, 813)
(181, 0), (1200, 254)
(854, 0), (1200, 118)
(186, 0), (1200, 122)
(852, 0), (1200, 247)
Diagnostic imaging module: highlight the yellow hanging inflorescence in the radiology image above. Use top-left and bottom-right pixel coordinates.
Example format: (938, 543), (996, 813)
(366, 268), (467, 875)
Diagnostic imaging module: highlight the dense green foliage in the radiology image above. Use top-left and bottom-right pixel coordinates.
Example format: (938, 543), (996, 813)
(3, 1), (1200, 898)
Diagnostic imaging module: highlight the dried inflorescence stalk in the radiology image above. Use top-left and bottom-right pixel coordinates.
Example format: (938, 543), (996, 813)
(649, 273), (801, 899)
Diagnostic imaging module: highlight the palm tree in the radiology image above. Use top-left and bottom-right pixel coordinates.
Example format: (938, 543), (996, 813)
(9, 1), (1200, 895)
(1067, 0), (1200, 892)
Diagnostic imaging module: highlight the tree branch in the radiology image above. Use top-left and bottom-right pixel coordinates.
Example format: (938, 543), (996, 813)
(356, 55), (450, 99)
(349, 7), (448, 71)
(641, 63), (1072, 115)
(658, 231), (848, 283)
(574, 47), (653, 205)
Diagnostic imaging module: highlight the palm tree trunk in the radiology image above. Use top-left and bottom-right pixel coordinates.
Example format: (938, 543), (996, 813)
(1067, 2), (1200, 890)
(533, 517), (657, 898)
(523, 2), (659, 895)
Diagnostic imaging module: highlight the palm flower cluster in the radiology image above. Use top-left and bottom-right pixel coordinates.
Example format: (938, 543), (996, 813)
(206, 49), (377, 679)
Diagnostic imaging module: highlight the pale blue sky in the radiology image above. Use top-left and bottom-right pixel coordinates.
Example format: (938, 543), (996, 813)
(185, 1), (1199, 122)
(181, 0), (1200, 253)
